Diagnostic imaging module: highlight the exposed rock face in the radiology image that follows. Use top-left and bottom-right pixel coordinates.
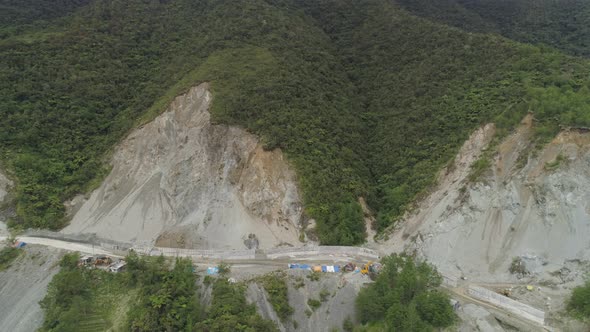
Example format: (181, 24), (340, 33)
(386, 115), (590, 282)
(63, 83), (303, 249)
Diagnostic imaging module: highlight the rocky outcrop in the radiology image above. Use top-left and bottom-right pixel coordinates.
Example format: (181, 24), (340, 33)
(63, 83), (304, 249)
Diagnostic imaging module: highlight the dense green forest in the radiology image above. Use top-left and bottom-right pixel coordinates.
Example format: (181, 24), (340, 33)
(2, 0), (590, 244)
(568, 279), (590, 320)
(40, 252), (277, 331)
(355, 254), (454, 331)
(397, 0), (590, 57)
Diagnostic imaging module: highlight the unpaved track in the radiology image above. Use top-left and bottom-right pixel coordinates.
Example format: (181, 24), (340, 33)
(2, 236), (121, 257)
(4, 235), (552, 330)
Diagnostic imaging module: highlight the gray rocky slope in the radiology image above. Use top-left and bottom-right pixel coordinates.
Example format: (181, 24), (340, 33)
(63, 83), (304, 249)
(385, 115), (590, 283)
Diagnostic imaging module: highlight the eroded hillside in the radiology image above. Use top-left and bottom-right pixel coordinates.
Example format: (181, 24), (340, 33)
(63, 84), (304, 249)
(0, 246), (63, 332)
(383, 115), (590, 327)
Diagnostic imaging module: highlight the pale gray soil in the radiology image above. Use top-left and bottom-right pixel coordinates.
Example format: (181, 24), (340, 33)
(63, 83), (305, 250)
(381, 116), (590, 331)
(247, 270), (368, 332)
(0, 244), (63, 332)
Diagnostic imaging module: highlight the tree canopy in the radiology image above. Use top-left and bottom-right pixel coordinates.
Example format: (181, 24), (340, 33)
(2, 0), (590, 243)
(355, 254), (455, 331)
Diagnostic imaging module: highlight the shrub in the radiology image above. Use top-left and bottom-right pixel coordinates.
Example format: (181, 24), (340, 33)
(307, 271), (321, 282)
(343, 317), (354, 332)
(0, 247), (22, 271)
(468, 156), (492, 182)
(259, 272), (294, 322)
(320, 288), (331, 302)
(217, 262), (231, 276)
(308, 298), (322, 311)
(356, 254), (455, 330)
(568, 280), (590, 319)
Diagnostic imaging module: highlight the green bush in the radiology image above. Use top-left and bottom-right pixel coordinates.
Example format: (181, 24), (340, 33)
(468, 156), (492, 183)
(343, 317), (354, 332)
(356, 254), (455, 331)
(320, 288), (331, 302)
(415, 291), (456, 327)
(0, 247), (22, 271)
(308, 298), (322, 311)
(259, 272), (294, 322)
(197, 278), (278, 331)
(568, 280), (590, 319)
(126, 257), (199, 331)
(40, 252), (279, 331)
(40, 253), (200, 332)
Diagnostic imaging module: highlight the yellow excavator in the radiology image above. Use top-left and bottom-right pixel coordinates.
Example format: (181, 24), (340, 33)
(361, 261), (372, 275)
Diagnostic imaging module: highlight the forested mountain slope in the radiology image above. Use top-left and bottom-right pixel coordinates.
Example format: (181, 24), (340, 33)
(397, 0), (590, 57)
(1, 0), (590, 245)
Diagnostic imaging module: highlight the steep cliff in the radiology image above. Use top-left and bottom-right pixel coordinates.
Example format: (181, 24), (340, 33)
(63, 84), (304, 249)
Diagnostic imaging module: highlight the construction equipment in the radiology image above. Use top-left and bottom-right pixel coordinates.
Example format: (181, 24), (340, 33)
(361, 261), (372, 275)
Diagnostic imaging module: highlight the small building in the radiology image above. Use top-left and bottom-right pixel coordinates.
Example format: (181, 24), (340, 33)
(94, 256), (112, 266)
(109, 261), (127, 273)
(79, 255), (94, 266)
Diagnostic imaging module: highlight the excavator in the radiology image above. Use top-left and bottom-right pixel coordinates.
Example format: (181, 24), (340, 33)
(361, 261), (383, 280)
(360, 261), (372, 275)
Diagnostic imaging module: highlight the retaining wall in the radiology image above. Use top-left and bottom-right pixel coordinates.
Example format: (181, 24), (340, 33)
(468, 285), (545, 326)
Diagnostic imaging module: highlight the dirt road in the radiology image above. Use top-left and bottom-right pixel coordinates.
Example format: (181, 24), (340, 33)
(2, 235), (552, 330)
(1, 236), (121, 257)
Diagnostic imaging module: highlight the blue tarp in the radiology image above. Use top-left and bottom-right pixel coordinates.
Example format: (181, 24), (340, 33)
(14, 241), (26, 248)
(321, 266), (327, 272)
(206, 267), (219, 275)
(334, 265), (340, 272)
(289, 264), (312, 270)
